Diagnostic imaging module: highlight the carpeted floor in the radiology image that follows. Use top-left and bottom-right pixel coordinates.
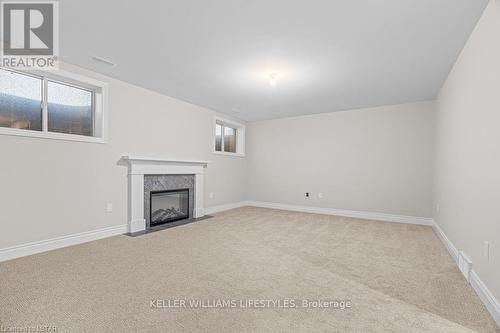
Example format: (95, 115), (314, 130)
(1, 207), (498, 332)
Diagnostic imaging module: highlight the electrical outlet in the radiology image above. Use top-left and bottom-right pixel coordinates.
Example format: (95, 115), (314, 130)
(318, 192), (323, 199)
(106, 203), (113, 213)
(209, 192), (214, 199)
(305, 192), (310, 198)
(483, 241), (490, 259)
(436, 203), (440, 213)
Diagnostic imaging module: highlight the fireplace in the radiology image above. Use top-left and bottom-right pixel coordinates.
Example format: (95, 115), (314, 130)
(122, 156), (208, 233)
(150, 188), (189, 226)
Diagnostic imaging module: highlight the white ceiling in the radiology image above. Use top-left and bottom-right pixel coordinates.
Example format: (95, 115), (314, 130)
(60, 0), (488, 121)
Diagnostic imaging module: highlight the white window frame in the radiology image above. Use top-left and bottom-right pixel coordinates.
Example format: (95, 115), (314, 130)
(213, 116), (245, 157)
(0, 68), (109, 144)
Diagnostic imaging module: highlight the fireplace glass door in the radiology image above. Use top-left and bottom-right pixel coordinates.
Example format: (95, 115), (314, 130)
(150, 189), (189, 226)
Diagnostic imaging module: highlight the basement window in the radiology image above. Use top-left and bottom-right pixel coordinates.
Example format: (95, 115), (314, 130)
(0, 68), (108, 143)
(214, 117), (245, 156)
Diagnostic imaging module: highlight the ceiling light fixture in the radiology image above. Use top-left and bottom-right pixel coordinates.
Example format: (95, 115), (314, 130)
(269, 73), (279, 87)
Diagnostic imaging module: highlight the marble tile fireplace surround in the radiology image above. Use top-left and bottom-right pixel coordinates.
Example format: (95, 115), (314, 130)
(122, 156), (209, 233)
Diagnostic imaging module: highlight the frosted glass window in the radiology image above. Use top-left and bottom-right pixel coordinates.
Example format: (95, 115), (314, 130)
(215, 123), (222, 151)
(0, 69), (42, 131)
(223, 126), (237, 153)
(47, 81), (93, 136)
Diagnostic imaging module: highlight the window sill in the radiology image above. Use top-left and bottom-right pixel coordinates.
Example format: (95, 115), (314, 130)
(213, 150), (245, 157)
(0, 127), (107, 144)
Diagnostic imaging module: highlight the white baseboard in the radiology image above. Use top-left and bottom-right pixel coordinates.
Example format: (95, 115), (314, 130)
(0, 224), (127, 263)
(204, 201), (247, 215)
(245, 201), (433, 226)
(431, 221), (459, 263)
(470, 270), (500, 327)
(432, 220), (500, 328)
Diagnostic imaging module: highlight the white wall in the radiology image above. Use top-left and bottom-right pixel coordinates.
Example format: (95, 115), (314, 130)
(247, 101), (434, 217)
(0, 63), (246, 249)
(434, 0), (500, 301)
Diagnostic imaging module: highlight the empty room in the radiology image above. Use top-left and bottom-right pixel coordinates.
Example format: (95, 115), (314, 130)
(1, 0), (499, 332)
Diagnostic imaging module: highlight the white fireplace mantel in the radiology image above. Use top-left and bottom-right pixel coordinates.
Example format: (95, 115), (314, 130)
(122, 156), (209, 233)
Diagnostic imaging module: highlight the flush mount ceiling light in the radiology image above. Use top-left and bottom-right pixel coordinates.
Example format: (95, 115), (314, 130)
(268, 73), (279, 87)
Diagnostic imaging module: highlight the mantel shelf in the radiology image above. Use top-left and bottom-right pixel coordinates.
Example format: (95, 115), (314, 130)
(122, 155), (210, 166)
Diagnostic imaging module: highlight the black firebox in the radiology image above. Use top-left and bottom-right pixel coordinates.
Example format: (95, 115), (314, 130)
(149, 188), (189, 226)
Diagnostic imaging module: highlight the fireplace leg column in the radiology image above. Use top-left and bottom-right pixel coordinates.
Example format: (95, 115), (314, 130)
(194, 173), (205, 218)
(128, 173), (146, 233)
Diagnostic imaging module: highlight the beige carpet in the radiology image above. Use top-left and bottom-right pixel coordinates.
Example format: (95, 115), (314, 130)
(1, 207), (498, 332)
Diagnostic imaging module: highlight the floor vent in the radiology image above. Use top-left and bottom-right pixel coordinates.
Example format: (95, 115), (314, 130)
(458, 251), (472, 282)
